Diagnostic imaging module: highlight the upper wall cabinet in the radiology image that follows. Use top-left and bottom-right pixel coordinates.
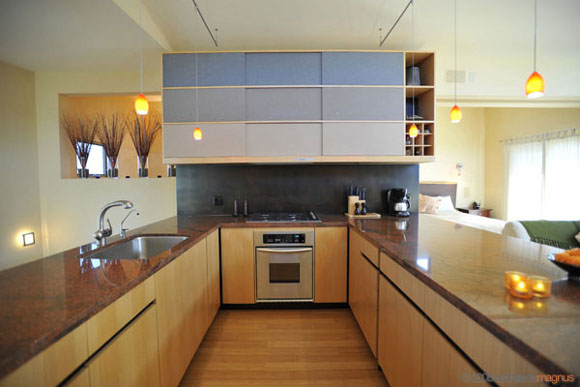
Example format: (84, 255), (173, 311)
(322, 52), (404, 85)
(162, 51), (435, 164)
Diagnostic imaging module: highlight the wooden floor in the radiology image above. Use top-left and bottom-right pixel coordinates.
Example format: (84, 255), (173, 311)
(180, 308), (388, 386)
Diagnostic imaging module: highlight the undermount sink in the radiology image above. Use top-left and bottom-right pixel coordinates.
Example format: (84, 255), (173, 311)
(85, 235), (188, 260)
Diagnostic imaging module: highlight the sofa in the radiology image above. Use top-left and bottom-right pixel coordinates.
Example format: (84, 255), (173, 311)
(503, 220), (580, 249)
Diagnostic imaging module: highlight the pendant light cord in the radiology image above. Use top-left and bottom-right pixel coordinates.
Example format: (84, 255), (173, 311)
(194, 7), (199, 124)
(533, 0), (537, 71)
(138, 0), (143, 94)
(411, 0), (415, 122)
(454, 0), (457, 105)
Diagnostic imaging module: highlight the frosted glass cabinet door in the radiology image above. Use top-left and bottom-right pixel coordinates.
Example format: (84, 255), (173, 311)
(246, 124), (322, 156)
(163, 53), (245, 87)
(246, 53), (322, 85)
(163, 89), (246, 122)
(246, 88), (322, 121)
(322, 87), (404, 121)
(322, 52), (404, 85)
(163, 124), (246, 158)
(322, 123), (404, 156)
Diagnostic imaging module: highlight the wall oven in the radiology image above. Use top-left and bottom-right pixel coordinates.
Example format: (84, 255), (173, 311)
(254, 230), (314, 302)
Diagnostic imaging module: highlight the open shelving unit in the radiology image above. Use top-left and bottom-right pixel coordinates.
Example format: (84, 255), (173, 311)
(404, 52), (435, 160)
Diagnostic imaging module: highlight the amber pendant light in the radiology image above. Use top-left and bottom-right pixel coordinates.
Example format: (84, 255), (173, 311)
(450, 0), (462, 123)
(409, 0), (419, 139)
(526, 0), (544, 98)
(135, 0), (148, 115)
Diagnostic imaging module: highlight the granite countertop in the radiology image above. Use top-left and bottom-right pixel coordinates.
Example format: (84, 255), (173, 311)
(1, 213), (578, 380)
(0, 214), (345, 379)
(349, 214), (580, 379)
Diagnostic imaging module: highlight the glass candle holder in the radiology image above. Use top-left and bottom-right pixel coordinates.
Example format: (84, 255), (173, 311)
(508, 276), (533, 299)
(504, 271), (527, 290)
(530, 275), (551, 298)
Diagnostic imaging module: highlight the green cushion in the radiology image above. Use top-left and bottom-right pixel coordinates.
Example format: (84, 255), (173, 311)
(519, 220), (580, 249)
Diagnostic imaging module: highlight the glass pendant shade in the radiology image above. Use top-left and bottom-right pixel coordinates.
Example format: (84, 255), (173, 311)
(135, 94), (149, 115)
(409, 124), (419, 138)
(450, 105), (462, 123)
(525, 71), (545, 99)
(193, 127), (203, 141)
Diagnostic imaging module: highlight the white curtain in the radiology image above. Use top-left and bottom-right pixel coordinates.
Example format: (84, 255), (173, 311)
(505, 130), (580, 221)
(544, 135), (580, 220)
(505, 141), (543, 220)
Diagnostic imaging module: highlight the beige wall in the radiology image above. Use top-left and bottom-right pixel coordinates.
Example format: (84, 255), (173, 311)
(58, 95), (164, 178)
(35, 70), (176, 256)
(420, 107), (486, 208)
(0, 62), (44, 270)
(484, 108), (580, 220)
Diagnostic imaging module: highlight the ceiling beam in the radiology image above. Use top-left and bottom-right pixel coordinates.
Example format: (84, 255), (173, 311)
(111, 0), (173, 51)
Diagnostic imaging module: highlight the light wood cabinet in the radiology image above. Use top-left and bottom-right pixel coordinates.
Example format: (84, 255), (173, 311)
(378, 275), (423, 387)
(206, 229), (221, 324)
(314, 227), (347, 303)
(156, 239), (208, 387)
(349, 231), (379, 357)
(221, 228), (255, 304)
(422, 319), (478, 387)
(87, 304), (160, 387)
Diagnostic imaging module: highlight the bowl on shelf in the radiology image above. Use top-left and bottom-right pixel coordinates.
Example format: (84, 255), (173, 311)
(547, 253), (580, 280)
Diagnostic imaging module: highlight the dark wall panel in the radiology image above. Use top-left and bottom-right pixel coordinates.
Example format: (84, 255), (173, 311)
(176, 165), (419, 215)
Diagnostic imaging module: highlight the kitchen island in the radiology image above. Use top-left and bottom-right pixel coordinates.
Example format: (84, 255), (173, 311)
(0, 214), (578, 385)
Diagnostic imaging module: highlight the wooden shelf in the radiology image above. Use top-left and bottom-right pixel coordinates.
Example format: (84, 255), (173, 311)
(405, 86), (434, 97)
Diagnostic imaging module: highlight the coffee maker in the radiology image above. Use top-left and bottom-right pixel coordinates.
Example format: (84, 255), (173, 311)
(386, 188), (411, 217)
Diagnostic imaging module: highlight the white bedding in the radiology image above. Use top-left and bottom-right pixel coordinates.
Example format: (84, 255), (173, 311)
(424, 210), (507, 234)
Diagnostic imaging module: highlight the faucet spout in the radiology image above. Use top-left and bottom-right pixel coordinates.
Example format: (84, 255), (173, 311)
(95, 200), (134, 246)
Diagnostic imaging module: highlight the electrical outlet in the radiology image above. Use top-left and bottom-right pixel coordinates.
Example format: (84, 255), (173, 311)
(212, 196), (224, 206)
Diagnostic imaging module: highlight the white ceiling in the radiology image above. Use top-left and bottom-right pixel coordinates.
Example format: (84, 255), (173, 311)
(1, 0), (579, 99)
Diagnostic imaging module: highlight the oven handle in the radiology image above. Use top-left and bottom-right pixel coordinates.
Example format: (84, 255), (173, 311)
(257, 247), (313, 254)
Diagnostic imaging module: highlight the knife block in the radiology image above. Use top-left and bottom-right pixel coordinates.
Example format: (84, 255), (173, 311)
(348, 195), (365, 215)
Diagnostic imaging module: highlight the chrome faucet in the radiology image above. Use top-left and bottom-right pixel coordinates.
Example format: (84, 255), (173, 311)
(120, 210), (139, 239)
(94, 200), (133, 245)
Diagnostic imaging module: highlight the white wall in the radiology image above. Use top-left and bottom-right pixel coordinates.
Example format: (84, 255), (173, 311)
(0, 62), (44, 270)
(34, 70), (176, 256)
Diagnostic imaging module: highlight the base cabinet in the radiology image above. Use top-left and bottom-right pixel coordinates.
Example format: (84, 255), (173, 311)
(349, 231), (379, 356)
(206, 230), (221, 323)
(314, 227), (347, 303)
(221, 228), (255, 304)
(87, 304), (160, 387)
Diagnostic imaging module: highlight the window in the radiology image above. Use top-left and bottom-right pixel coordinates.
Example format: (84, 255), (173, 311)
(76, 142), (106, 176)
(505, 129), (580, 220)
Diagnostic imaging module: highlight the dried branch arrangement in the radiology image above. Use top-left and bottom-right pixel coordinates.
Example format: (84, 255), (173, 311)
(130, 112), (161, 159)
(98, 112), (128, 171)
(61, 114), (99, 170)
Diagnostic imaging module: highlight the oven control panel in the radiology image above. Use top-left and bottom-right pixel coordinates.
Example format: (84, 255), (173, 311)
(263, 233), (305, 244)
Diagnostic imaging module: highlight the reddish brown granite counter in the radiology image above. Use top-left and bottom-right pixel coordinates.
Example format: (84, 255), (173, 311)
(0, 214), (346, 379)
(349, 214), (580, 380)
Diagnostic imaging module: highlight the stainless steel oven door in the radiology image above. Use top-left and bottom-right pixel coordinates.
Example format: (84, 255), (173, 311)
(255, 247), (313, 302)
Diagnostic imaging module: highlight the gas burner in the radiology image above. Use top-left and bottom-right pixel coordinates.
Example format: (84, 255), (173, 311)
(247, 211), (321, 223)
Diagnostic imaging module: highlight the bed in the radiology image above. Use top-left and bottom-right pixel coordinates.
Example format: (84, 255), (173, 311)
(419, 182), (507, 234)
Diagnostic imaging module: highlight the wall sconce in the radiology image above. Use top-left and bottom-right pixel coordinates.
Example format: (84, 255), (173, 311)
(22, 232), (35, 247)
(456, 163), (464, 176)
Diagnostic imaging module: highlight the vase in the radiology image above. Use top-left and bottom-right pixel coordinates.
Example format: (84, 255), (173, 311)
(107, 157), (119, 178)
(167, 164), (176, 177)
(77, 156), (89, 178)
(138, 155), (148, 178)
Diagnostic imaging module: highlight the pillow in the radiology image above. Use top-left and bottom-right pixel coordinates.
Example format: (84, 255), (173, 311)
(437, 195), (456, 212)
(419, 194), (442, 214)
(576, 232), (580, 244)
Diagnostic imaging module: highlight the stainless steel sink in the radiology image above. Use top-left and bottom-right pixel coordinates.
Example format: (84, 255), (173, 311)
(85, 235), (188, 260)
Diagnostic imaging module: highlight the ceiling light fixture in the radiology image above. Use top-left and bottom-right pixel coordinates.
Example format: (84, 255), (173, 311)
(526, 0), (544, 98)
(408, 0), (419, 139)
(192, 7), (202, 141)
(450, 0), (462, 123)
(135, 0), (149, 115)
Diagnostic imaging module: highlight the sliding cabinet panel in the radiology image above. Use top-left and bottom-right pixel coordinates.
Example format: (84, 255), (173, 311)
(322, 52), (404, 85)
(323, 123), (404, 156)
(322, 87), (404, 121)
(163, 124), (246, 158)
(246, 123), (322, 156)
(163, 53), (245, 87)
(246, 52), (322, 85)
(163, 89), (245, 122)
(246, 88), (322, 121)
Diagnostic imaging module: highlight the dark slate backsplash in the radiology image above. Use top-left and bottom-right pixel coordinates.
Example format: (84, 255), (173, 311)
(176, 164), (419, 215)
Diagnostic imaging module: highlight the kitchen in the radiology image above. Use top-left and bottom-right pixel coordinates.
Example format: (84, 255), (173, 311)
(1, 1), (580, 386)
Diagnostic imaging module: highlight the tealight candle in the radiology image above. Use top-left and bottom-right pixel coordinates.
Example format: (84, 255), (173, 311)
(504, 271), (527, 290)
(530, 275), (551, 298)
(508, 276), (533, 299)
